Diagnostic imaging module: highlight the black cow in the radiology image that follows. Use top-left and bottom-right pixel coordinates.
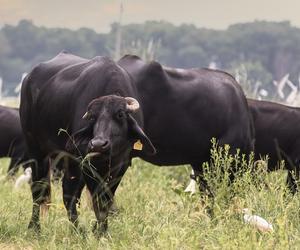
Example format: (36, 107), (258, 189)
(185, 99), (300, 195)
(119, 55), (254, 176)
(248, 99), (300, 193)
(20, 52), (155, 234)
(0, 105), (26, 175)
(20, 52), (253, 234)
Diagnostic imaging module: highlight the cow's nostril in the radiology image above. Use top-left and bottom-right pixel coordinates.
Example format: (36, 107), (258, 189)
(101, 141), (110, 150)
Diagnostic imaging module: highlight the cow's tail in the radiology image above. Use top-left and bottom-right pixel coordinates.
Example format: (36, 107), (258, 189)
(248, 108), (256, 153)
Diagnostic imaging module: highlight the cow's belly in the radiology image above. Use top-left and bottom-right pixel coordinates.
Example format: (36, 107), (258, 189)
(254, 141), (291, 170)
(135, 146), (210, 166)
(33, 125), (68, 155)
(0, 144), (10, 156)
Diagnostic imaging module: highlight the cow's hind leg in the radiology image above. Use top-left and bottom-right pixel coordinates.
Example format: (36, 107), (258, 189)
(7, 142), (26, 177)
(191, 164), (215, 217)
(7, 157), (22, 176)
(286, 170), (298, 194)
(28, 156), (50, 232)
(191, 165), (213, 197)
(285, 160), (299, 195)
(284, 151), (300, 194)
(219, 133), (253, 185)
(62, 161), (85, 226)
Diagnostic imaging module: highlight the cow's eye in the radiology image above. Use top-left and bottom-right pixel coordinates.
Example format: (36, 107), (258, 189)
(116, 110), (125, 119)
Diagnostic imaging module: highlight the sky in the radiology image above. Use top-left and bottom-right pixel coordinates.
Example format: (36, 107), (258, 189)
(1, 0), (300, 33)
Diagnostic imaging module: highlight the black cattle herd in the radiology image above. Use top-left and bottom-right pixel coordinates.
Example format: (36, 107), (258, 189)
(0, 52), (299, 234)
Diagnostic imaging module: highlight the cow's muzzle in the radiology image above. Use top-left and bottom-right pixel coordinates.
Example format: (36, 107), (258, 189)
(88, 138), (111, 153)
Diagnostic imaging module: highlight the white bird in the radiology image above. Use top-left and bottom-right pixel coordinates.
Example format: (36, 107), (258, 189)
(242, 208), (274, 232)
(184, 178), (197, 195)
(15, 167), (32, 189)
(184, 169), (197, 195)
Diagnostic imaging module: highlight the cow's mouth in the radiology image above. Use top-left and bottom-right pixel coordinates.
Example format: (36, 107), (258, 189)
(84, 150), (111, 162)
(86, 152), (101, 158)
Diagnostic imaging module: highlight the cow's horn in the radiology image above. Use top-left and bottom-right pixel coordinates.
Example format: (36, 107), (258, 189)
(125, 97), (140, 112)
(82, 112), (89, 119)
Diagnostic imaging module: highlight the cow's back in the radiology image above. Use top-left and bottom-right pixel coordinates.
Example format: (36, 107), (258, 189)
(248, 99), (300, 168)
(21, 52), (88, 103)
(0, 106), (23, 156)
(119, 55), (253, 166)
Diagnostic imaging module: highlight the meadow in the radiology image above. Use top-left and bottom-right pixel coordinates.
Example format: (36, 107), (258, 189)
(0, 143), (300, 250)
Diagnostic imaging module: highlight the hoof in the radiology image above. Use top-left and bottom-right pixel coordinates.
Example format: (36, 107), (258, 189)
(28, 221), (41, 234)
(69, 222), (87, 238)
(109, 202), (119, 215)
(92, 221), (108, 238)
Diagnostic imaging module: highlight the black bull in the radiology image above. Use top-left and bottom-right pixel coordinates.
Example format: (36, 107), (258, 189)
(0, 106), (65, 179)
(20, 52), (253, 233)
(185, 99), (300, 195)
(0, 105), (26, 175)
(248, 99), (300, 193)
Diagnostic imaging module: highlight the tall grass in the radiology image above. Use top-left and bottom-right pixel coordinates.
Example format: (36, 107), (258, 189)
(0, 142), (300, 249)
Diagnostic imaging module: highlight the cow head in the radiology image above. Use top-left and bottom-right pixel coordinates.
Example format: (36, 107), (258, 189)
(66, 95), (156, 162)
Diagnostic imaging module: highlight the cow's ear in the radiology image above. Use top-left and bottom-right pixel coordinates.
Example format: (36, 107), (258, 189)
(65, 125), (92, 154)
(127, 114), (156, 155)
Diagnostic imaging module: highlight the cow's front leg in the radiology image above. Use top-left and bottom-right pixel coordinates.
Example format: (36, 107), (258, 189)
(83, 170), (113, 236)
(91, 190), (112, 234)
(62, 162), (85, 226)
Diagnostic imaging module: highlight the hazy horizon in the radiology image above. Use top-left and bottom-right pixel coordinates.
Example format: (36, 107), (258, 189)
(1, 0), (300, 33)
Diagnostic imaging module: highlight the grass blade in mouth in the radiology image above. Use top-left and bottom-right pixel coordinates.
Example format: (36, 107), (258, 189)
(81, 152), (102, 164)
(85, 152), (101, 159)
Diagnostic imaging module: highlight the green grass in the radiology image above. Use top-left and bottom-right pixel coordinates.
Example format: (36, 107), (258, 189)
(1, 144), (300, 249)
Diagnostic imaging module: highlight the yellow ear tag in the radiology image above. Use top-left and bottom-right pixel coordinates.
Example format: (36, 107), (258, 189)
(133, 140), (143, 150)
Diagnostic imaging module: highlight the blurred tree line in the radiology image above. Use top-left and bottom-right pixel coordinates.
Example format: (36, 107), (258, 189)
(1, 19), (300, 99)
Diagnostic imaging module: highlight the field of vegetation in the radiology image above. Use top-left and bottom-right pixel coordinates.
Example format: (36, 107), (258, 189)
(0, 143), (300, 249)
